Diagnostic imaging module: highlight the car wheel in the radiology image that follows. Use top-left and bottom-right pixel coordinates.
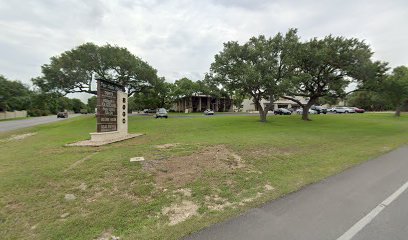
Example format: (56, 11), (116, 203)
(165, 116), (168, 118)
(345, 111), (349, 114)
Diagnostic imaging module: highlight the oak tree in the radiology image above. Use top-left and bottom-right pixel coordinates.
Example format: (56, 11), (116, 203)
(210, 29), (300, 122)
(33, 43), (158, 96)
(382, 66), (408, 116)
(283, 36), (386, 120)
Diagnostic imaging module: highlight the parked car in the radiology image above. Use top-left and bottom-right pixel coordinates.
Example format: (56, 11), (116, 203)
(333, 107), (346, 113)
(296, 108), (317, 114)
(273, 108), (292, 115)
(350, 107), (365, 113)
(327, 107), (336, 113)
(155, 108), (168, 118)
(144, 109), (157, 113)
(346, 107), (356, 113)
(203, 109), (214, 115)
(334, 107), (355, 113)
(311, 106), (327, 114)
(57, 111), (68, 118)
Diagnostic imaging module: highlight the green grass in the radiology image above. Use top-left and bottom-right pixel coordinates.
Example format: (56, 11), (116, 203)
(0, 116), (30, 122)
(0, 113), (407, 239)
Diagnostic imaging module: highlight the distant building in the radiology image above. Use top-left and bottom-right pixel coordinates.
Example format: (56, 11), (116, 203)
(239, 97), (308, 112)
(172, 94), (233, 113)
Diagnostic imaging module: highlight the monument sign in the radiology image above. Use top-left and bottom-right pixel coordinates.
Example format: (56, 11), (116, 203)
(96, 79), (123, 132)
(67, 79), (141, 146)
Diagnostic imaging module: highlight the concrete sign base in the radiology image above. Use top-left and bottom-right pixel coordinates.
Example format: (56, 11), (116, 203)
(66, 133), (143, 147)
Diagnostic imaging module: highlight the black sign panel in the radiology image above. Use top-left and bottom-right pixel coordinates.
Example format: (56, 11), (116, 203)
(96, 79), (124, 132)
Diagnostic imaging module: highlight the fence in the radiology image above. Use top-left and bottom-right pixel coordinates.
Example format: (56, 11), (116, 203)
(0, 111), (27, 120)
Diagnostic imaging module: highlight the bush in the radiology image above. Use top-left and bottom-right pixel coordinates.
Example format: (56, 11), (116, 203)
(28, 109), (50, 117)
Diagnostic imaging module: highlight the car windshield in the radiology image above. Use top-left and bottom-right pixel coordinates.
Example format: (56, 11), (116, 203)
(158, 109), (166, 113)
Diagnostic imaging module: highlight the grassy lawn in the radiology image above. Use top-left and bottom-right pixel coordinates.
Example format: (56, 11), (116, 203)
(0, 116), (30, 122)
(1, 113), (407, 239)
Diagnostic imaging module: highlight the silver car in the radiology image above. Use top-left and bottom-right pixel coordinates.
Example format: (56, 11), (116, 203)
(295, 108), (317, 114)
(155, 108), (168, 118)
(334, 107), (355, 113)
(204, 109), (214, 115)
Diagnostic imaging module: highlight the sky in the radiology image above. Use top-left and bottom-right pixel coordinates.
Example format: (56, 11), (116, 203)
(1, 0), (407, 101)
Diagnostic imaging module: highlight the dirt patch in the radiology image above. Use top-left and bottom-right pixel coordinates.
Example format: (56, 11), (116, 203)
(79, 183), (87, 191)
(141, 145), (244, 187)
(0, 132), (37, 143)
(155, 143), (180, 149)
(173, 188), (192, 197)
(264, 184), (275, 191)
(95, 229), (120, 240)
(238, 192), (263, 206)
(162, 200), (198, 225)
(205, 194), (232, 211)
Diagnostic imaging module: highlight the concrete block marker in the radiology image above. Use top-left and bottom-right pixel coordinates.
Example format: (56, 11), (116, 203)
(130, 157), (145, 162)
(64, 194), (76, 201)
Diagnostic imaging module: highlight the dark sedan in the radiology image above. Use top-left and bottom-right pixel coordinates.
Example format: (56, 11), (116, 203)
(311, 106), (327, 114)
(57, 112), (68, 118)
(273, 108), (292, 115)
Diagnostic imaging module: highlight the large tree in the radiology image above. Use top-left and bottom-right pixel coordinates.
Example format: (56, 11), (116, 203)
(32, 43), (158, 96)
(283, 36), (387, 120)
(172, 77), (201, 98)
(382, 66), (408, 116)
(0, 75), (31, 111)
(131, 77), (175, 110)
(209, 29), (300, 122)
(347, 91), (393, 111)
(87, 96), (97, 113)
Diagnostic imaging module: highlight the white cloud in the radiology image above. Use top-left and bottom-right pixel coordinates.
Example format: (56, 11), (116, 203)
(1, 0), (407, 100)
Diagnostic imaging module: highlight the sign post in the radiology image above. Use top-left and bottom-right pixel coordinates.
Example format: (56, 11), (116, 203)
(96, 79), (122, 132)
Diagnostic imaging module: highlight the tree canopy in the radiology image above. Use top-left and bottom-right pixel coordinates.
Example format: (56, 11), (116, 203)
(130, 77), (175, 110)
(209, 29), (300, 122)
(0, 75), (31, 111)
(381, 66), (408, 116)
(283, 35), (387, 120)
(33, 43), (158, 96)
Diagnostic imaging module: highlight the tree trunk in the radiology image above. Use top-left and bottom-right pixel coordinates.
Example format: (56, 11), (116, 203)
(302, 106), (310, 121)
(301, 102), (314, 121)
(395, 106), (401, 117)
(254, 100), (268, 122)
(259, 108), (267, 122)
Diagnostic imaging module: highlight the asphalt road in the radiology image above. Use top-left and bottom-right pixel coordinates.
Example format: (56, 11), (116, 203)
(0, 114), (81, 132)
(185, 147), (408, 240)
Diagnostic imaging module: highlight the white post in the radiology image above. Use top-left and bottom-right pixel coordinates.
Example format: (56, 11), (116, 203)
(117, 91), (128, 135)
